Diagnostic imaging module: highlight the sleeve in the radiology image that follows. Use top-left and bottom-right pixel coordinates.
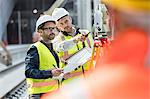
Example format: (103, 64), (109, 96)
(25, 45), (53, 79)
(53, 33), (77, 52)
(88, 33), (94, 49)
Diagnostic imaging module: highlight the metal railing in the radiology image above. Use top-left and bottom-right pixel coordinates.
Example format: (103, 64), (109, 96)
(0, 44), (29, 98)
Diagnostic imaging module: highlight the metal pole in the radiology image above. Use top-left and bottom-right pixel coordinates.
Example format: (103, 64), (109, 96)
(93, 0), (100, 12)
(18, 11), (22, 44)
(44, 0), (65, 15)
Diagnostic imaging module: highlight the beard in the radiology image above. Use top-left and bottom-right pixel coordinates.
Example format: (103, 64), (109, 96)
(48, 33), (55, 40)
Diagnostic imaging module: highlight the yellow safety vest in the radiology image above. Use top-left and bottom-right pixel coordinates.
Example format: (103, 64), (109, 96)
(59, 29), (94, 85)
(26, 42), (59, 94)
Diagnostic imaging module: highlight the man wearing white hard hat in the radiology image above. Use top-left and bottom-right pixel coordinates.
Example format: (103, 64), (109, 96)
(25, 15), (63, 99)
(52, 8), (94, 85)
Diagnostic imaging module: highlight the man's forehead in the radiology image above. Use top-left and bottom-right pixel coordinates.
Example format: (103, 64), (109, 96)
(44, 21), (56, 25)
(58, 16), (70, 22)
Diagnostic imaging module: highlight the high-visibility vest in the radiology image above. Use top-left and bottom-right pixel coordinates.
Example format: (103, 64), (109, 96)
(58, 29), (94, 85)
(26, 42), (59, 94)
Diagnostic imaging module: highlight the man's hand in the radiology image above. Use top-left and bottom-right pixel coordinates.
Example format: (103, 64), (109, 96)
(73, 35), (80, 43)
(63, 72), (72, 80)
(73, 33), (88, 43)
(79, 34), (87, 42)
(52, 68), (63, 77)
(79, 31), (89, 42)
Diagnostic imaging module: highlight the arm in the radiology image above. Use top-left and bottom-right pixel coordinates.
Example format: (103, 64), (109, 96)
(53, 33), (79, 52)
(25, 45), (53, 79)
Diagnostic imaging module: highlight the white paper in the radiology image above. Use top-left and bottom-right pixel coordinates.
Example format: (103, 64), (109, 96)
(55, 47), (92, 80)
(63, 47), (92, 73)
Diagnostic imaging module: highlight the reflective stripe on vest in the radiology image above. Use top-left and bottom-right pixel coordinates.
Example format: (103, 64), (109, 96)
(32, 80), (58, 87)
(66, 71), (89, 79)
(61, 51), (71, 60)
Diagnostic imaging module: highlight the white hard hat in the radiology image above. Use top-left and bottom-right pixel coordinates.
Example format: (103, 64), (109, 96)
(52, 8), (69, 21)
(35, 15), (55, 32)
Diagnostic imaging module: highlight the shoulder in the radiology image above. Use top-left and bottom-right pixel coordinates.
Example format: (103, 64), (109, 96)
(55, 32), (65, 40)
(27, 44), (38, 55)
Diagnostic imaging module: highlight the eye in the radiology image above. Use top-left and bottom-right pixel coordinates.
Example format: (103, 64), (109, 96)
(43, 28), (49, 30)
(65, 20), (68, 24)
(60, 23), (63, 26)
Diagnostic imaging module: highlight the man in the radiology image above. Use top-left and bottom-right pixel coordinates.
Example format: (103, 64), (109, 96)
(25, 15), (63, 99)
(52, 8), (94, 84)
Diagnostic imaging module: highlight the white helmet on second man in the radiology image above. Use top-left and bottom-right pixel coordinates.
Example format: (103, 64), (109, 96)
(52, 8), (69, 21)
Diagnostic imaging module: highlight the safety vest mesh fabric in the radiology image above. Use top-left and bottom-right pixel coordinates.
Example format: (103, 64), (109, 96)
(26, 42), (59, 94)
(58, 30), (94, 85)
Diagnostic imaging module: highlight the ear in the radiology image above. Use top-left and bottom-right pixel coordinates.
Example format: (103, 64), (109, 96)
(69, 16), (72, 23)
(37, 29), (43, 36)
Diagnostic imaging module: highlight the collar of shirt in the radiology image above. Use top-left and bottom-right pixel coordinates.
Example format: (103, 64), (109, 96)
(40, 40), (53, 51)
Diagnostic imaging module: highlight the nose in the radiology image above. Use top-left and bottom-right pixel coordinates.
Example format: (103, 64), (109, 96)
(47, 30), (53, 35)
(63, 23), (68, 29)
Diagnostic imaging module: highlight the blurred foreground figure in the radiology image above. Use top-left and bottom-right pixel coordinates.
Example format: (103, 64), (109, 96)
(41, 0), (150, 99)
